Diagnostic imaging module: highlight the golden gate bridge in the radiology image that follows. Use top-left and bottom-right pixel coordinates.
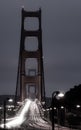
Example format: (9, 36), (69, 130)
(15, 7), (45, 102)
(0, 8), (77, 130)
(0, 7), (52, 130)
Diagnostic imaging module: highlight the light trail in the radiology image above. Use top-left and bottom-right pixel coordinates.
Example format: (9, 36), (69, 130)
(0, 99), (32, 129)
(0, 98), (51, 129)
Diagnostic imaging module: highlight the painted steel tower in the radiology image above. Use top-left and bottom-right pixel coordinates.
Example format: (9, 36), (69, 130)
(15, 8), (45, 102)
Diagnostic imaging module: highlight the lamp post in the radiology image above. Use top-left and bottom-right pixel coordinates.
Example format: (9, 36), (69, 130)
(3, 100), (6, 129)
(52, 91), (64, 130)
(3, 98), (13, 129)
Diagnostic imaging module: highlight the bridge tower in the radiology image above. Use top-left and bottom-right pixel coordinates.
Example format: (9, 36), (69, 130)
(15, 8), (45, 102)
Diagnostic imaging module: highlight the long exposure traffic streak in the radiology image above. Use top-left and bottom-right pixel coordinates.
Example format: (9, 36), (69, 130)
(0, 99), (51, 129)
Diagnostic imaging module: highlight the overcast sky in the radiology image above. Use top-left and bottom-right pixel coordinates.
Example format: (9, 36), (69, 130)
(0, 0), (81, 97)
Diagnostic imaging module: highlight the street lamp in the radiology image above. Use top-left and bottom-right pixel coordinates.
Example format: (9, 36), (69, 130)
(4, 98), (13, 129)
(76, 104), (80, 108)
(51, 91), (64, 130)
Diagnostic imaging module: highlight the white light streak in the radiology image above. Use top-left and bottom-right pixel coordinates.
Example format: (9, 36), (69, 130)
(0, 98), (51, 129)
